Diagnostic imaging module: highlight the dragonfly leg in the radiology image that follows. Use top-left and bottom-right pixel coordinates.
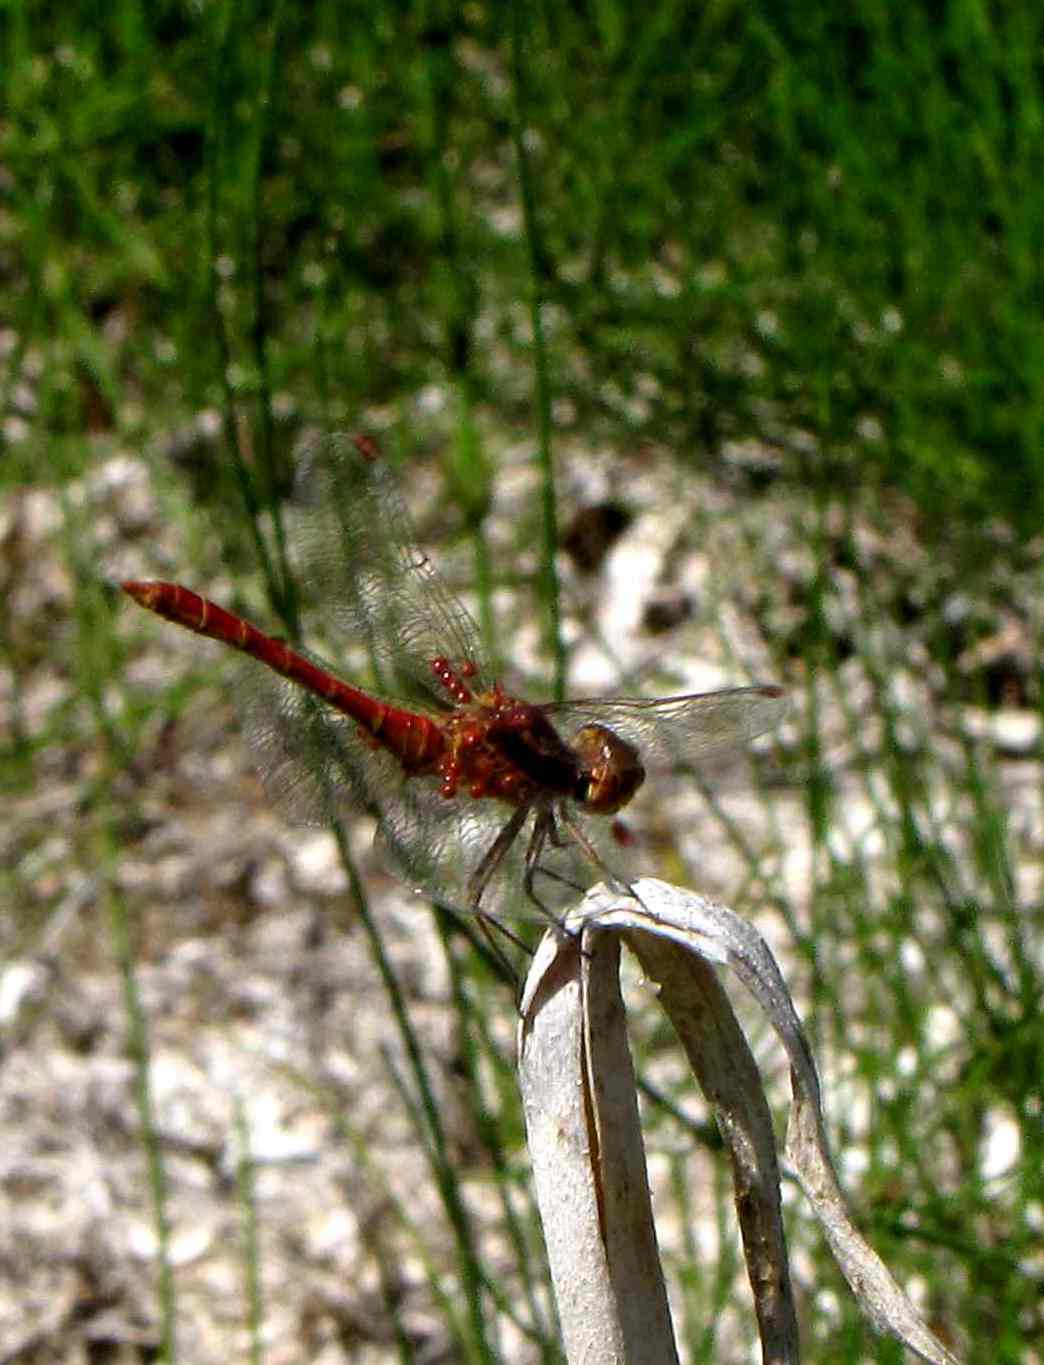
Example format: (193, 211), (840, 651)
(448, 900), (527, 987)
(545, 812), (572, 849)
(559, 806), (635, 901)
(518, 808), (583, 933)
(527, 806), (645, 947)
(465, 803), (530, 909)
(529, 807), (618, 918)
(462, 803), (535, 972)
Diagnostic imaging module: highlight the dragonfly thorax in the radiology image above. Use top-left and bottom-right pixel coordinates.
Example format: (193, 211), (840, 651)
(570, 723), (645, 815)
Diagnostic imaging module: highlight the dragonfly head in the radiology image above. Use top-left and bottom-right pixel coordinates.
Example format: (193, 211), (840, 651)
(571, 724), (645, 815)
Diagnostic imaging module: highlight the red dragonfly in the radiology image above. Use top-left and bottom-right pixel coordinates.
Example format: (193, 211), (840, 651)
(122, 435), (784, 937)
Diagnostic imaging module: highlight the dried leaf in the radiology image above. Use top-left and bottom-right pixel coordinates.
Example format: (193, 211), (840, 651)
(518, 880), (963, 1365)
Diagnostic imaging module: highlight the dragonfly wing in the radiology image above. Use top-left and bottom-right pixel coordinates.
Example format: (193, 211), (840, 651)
(236, 650), (405, 825)
(541, 685), (787, 772)
(291, 433), (493, 707)
(378, 795), (628, 924)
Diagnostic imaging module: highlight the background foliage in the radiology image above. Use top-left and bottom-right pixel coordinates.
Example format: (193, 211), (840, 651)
(9, 0), (1044, 531)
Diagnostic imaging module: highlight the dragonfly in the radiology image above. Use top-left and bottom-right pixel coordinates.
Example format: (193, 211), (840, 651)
(122, 434), (785, 952)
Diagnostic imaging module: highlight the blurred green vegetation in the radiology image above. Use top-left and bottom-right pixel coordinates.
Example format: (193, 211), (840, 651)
(6, 0), (1044, 535)
(3, 2), (1043, 1362)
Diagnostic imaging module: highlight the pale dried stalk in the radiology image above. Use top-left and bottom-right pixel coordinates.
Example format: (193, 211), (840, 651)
(518, 879), (963, 1365)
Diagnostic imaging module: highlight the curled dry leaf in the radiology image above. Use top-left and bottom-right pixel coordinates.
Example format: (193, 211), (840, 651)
(517, 879), (963, 1365)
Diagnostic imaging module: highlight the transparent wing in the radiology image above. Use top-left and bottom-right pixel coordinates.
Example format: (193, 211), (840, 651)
(236, 650), (392, 826)
(290, 433), (492, 708)
(541, 685), (787, 771)
(378, 792), (628, 926)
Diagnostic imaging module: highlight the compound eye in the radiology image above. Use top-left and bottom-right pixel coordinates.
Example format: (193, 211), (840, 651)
(571, 724), (645, 815)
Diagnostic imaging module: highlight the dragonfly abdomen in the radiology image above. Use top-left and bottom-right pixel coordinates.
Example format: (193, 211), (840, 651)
(120, 581), (445, 771)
